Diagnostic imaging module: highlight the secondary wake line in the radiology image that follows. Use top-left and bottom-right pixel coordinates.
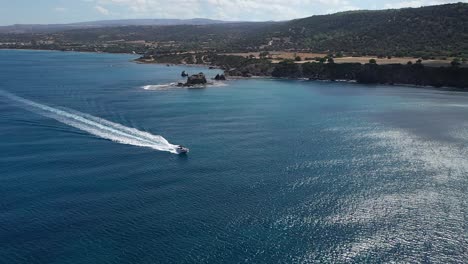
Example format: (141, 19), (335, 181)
(0, 90), (180, 154)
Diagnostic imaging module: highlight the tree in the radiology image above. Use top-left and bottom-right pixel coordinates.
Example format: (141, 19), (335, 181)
(319, 57), (327, 63)
(407, 61), (413, 65)
(416, 59), (423, 64)
(369, 59), (377, 64)
(451, 58), (461, 67)
(259, 51), (270, 59)
(327, 58), (335, 64)
(295, 56), (302, 61)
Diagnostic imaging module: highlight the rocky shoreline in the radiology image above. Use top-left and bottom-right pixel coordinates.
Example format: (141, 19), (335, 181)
(137, 54), (468, 89)
(4, 48), (466, 89)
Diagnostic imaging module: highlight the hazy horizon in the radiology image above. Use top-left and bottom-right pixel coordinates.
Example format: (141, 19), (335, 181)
(0, 0), (466, 26)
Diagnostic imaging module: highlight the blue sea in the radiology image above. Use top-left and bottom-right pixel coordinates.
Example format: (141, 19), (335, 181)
(1, 50), (467, 263)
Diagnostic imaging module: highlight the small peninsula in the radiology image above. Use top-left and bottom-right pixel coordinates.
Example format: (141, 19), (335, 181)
(137, 52), (468, 89)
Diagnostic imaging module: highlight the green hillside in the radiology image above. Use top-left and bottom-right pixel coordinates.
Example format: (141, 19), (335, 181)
(258, 3), (468, 57)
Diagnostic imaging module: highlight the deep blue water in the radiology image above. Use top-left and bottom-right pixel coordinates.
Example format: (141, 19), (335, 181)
(1, 50), (467, 263)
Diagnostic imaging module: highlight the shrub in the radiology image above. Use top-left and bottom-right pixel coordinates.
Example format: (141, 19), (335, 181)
(259, 51), (270, 59)
(451, 58), (461, 67)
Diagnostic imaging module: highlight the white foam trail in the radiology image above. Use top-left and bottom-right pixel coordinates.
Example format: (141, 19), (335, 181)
(142, 81), (228, 90)
(142, 83), (176, 90)
(0, 90), (180, 154)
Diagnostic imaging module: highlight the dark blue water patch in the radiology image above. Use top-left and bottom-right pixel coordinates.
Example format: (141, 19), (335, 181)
(0, 50), (467, 264)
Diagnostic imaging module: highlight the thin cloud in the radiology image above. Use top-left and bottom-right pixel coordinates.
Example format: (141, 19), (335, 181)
(84, 0), (468, 20)
(95, 5), (110, 15)
(87, 0), (361, 20)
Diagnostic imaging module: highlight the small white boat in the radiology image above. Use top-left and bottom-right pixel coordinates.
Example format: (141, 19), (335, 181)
(176, 145), (189, 154)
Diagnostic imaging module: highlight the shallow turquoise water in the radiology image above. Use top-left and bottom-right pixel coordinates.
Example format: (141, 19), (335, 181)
(1, 50), (467, 263)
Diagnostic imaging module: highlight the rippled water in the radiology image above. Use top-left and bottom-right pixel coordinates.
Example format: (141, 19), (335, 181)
(0, 50), (467, 263)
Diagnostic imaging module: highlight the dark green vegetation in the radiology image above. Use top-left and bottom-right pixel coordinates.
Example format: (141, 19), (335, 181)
(259, 3), (468, 57)
(137, 52), (274, 77)
(53, 22), (275, 52)
(271, 61), (468, 88)
(1, 3), (467, 57)
(0, 22), (274, 53)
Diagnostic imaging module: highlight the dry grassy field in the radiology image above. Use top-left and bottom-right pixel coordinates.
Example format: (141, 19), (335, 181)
(222, 52), (454, 67)
(333, 57), (452, 67)
(224, 51), (326, 60)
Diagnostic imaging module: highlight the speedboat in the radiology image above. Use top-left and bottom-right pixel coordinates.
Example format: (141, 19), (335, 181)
(176, 145), (189, 154)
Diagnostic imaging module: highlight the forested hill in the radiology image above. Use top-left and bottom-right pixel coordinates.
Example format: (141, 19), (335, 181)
(1, 3), (467, 57)
(258, 3), (468, 57)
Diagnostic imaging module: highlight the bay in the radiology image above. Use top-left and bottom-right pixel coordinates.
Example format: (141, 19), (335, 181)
(1, 50), (467, 263)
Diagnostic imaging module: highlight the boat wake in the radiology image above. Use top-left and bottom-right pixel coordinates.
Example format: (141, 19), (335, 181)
(142, 81), (227, 90)
(0, 90), (181, 154)
(142, 83), (177, 90)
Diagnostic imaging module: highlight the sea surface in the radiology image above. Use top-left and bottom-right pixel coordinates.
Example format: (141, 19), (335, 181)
(0, 50), (467, 263)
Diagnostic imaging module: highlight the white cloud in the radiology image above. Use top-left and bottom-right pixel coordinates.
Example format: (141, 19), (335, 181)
(86, 0), (361, 20)
(95, 5), (111, 15)
(83, 0), (467, 20)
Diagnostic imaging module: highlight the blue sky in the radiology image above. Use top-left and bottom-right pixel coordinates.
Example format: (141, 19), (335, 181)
(0, 0), (465, 25)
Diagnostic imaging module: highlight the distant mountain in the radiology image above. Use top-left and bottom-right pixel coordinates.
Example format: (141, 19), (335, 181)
(0, 18), (235, 33)
(72, 18), (232, 26)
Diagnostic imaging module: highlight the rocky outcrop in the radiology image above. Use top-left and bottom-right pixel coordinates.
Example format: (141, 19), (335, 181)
(225, 62), (274, 78)
(214, 74), (226, 80)
(181, 71), (189, 77)
(355, 64), (468, 87)
(271, 62), (468, 88)
(179, 72), (207, 87)
(187, 73), (207, 85)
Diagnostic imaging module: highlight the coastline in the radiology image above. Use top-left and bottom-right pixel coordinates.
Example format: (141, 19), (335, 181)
(135, 53), (468, 89)
(2, 48), (467, 90)
(134, 60), (217, 69)
(0, 47), (140, 60)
